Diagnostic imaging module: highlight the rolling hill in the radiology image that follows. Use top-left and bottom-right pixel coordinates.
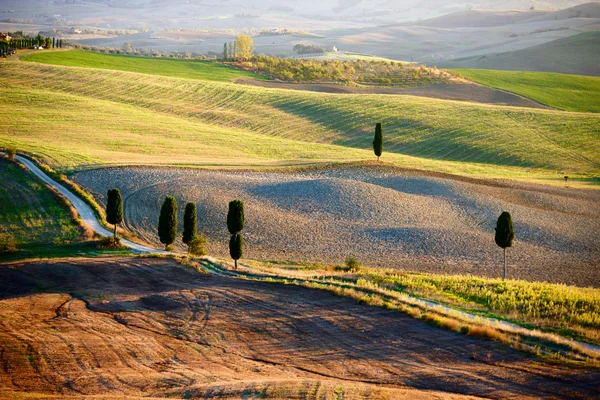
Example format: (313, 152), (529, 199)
(444, 31), (600, 76)
(1, 54), (599, 187)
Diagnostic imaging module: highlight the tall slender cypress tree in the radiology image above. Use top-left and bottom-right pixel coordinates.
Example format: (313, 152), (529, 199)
(373, 122), (383, 161)
(229, 233), (244, 269)
(227, 199), (245, 268)
(158, 196), (178, 250)
(227, 200), (245, 235)
(223, 42), (227, 60)
(106, 188), (123, 243)
(182, 202), (197, 251)
(495, 211), (515, 280)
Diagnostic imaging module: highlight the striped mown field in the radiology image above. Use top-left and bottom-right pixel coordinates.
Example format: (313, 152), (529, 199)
(1, 57), (599, 186)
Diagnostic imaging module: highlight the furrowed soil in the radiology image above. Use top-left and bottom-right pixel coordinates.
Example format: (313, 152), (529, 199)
(74, 165), (600, 287)
(1, 257), (599, 399)
(235, 79), (548, 109)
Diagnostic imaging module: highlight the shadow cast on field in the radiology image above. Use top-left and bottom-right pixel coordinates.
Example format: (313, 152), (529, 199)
(1, 258), (599, 399)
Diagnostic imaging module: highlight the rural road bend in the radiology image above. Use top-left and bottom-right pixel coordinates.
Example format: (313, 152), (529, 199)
(13, 154), (166, 254)
(7, 153), (600, 357)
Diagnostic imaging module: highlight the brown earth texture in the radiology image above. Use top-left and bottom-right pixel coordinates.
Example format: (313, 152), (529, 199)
(234, 79), (548, 109)
(1, 257), (600, 399)
(73, 165), (600, 287)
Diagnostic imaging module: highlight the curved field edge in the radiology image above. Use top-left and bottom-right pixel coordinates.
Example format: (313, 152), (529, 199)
(192, 257), (600, 364)
(1, 62), (598, 187)
(450, 69), (600, 113)
(0, 156), (130, 261)
(21, 50), (265, 82)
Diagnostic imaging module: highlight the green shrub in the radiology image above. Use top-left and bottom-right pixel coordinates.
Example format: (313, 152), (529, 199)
(6, 148), (16, 160)
(96, 236), (123, 248)
(345, 256), (361, 272)
(0, 233), (18, 254)
(189, 234), (208, 256)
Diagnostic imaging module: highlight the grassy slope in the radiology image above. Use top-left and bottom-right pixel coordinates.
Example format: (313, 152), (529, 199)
(451, 68), (600, 113)
(21, 50), (263, 82)
(0, 157), (129, 261)
(2, 57), (599, 186)
(0, 157), (80, 246)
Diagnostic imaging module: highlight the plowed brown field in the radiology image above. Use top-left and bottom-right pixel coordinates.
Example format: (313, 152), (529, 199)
(1, 258), (599, 399)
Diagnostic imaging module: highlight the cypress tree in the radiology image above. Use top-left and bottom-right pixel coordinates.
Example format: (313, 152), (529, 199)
(52, 37), (55, 49)
(182, 202), (197, 251)
(229, 233), (244, 269)
(106, 188), (123, 243)
(227, 199), (245, 235)
(495, 211), (515, 280)
(158, 196), (178, 250)
(373, 122), (383, 161)
(223, 42), (227, 60)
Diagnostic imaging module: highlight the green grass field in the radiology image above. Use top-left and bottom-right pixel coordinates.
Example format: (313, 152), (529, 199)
(1, 55), (599, 187)
(451, 69), (600, 113)
(0, 157), (130, 261)
(0, 157), (81, 247)
(22, 50), (263, 82)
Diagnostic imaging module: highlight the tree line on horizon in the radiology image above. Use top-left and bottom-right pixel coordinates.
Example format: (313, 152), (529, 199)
(0, 33), (64, 56)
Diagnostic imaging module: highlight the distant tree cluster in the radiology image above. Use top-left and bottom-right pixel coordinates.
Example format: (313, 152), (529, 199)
(243, 56), (453, 86)
(1, 32), (63, 56)
(76, 42), (215, 60)
(222, 34), (254, 61)
(293, 44), (325, 54)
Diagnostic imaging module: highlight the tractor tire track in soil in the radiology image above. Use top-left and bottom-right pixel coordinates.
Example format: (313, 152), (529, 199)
(1, 258), (599, 399)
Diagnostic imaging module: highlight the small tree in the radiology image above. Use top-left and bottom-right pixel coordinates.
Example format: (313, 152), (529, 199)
(106, 188), (123, 243)
(229, 233), (244, 269)
(373, 122), (383, 161)
(495, 211), (515, 280)
(6, 148), (16, 160)
(158, 196), (178, 250)
(227, 199), (245, 235)
(223, 42), (228, 60)
(182, 202), (197, 252)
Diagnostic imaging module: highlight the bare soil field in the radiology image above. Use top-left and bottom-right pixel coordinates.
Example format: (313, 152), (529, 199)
(235, 79), (548, 108)
(73, 165), (600, 287)
(1, 257), (599, 399)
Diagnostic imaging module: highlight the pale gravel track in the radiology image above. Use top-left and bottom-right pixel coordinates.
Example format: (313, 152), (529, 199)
(12, 154), (167, 254)
(6, 154), (600, 357)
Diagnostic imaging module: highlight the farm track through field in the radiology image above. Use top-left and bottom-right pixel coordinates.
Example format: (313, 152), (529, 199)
(8, 154), (600, 356)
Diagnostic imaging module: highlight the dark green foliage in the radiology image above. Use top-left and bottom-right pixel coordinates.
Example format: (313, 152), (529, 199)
(0, 233), (18, 254)
(182, 202), (197, 246)
(495, 211), (515, 249)
(373, 122), (383, 160)
(495, 211), (515, 280)
(227, 199), (245, 235)
(189, 234), (207, 256)
(223, 43), (227, 61)
(158, 196), (178, 249)
(229, 233), (244, 268)
(106, 188), (123, 242)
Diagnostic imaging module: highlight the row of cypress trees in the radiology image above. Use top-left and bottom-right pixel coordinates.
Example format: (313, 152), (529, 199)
(106, 188), (244, 266)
